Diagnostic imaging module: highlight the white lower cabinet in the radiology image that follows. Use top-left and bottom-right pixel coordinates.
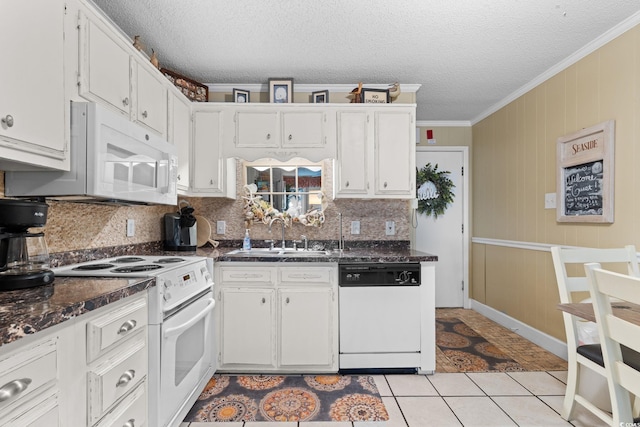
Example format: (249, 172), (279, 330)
(216, 263), (338, 373)
(0, 292), (149, 427)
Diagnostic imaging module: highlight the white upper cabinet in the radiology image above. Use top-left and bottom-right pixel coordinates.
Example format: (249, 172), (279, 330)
(134, 63), (168, 135)
(334, 105), (416, 199)
(225, 104), (336, 161)
(78, 12), (131, 115)
(168, 92), (192, 193)
(78, 10), (168, 137)
(0, 0), (69, 171)
(191, 108), (236, 198)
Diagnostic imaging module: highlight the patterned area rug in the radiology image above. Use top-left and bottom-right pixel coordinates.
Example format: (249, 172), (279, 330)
(436, 317), (525, 372)
(184, 374), (389, 423)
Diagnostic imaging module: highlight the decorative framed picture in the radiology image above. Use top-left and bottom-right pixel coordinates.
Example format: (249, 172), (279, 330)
(268, 78), (294, 103)
(160, 68), (208, 102)
(361, 88), (390, 104)
(233, 88), (250, 103)
(312, 90), (329, 103)
(556, 120), (615, 223)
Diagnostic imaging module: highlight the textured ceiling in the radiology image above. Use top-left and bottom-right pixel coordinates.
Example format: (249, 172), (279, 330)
(90, 0), (640, 123)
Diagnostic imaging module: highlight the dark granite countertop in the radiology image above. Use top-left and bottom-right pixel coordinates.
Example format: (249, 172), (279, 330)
(198, 246), (438, 263)
(0, 276), (154, 348)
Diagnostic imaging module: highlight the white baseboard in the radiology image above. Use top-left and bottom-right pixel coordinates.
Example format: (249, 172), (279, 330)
(469, 299), (568, 362)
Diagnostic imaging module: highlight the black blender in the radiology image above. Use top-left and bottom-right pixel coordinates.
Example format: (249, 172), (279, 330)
(0, 199), (55, 290)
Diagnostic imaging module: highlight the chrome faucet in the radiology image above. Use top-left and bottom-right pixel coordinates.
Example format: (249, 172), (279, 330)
(269, 217), (286, 249)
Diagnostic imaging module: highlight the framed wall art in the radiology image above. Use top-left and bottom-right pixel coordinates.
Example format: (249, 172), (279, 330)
(233, 88), (250, 103)
(556, 120), (615, 223)
(268, 78), (294, 103)
(161, 68), (208, 102)
(361, 88), (389, 104)
(312, 90), (329, 103)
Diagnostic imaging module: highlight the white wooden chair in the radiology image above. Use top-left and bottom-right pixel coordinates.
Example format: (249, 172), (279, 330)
(550, 245), (639, 424)
(584, 263), (640, 426)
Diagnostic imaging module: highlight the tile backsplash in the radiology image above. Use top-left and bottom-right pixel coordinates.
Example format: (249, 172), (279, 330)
(1, 163), (411, 254)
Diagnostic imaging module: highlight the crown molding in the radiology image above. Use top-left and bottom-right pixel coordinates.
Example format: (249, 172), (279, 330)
(471, 10), (640, 125)
(416, 120), (471, 127)
(206, 83), (422, 93)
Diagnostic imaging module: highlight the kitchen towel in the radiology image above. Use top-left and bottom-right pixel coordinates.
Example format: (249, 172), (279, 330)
(183, 374), (389, 423)
(436, 317), (525, 372)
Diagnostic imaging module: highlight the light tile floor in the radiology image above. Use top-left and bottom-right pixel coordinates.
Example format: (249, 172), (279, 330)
(180, 309), (609, 426)
(180, 371), (611, 426)
(181, 371), (606, 427)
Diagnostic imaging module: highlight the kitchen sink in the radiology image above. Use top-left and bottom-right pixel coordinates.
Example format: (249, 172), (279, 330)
(225, 248), (332, 257)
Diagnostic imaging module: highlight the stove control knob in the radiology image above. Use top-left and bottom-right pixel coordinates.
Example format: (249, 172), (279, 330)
(163, 292), (172, 302)
(163, 279), (171, 289)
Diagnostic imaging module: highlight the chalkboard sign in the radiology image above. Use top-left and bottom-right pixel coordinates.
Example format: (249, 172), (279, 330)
(562, 160), (604, 216)
(557, 120), (614, 223)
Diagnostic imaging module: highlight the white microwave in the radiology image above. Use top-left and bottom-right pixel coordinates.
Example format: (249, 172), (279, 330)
(6, 102), (178, 205)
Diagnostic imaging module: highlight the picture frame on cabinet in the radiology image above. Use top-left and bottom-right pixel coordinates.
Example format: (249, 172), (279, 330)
(269, 78), (294, 103)
(312, 90), (329, 103)
(233, 88), (250, 103)
(361, 88), (390, 104)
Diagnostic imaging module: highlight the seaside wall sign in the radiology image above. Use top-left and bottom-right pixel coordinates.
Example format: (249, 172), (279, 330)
(556, 120), (614, 223)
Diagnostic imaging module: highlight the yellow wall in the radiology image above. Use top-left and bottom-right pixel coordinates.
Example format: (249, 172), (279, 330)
(471, 25), (640, 340)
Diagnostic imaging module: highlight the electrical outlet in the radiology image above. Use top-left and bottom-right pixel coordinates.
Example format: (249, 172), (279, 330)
(216, 220), (226, 234)
(385, 221), (395, 236)
(126, 219), (135, 237)
(544, 193), (556, 209)
(351, 220), (360, 235)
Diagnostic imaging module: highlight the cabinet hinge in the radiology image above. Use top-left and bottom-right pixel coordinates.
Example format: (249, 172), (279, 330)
(461, 224), (464, 234)
(367, 115), (370, 123)
(462, 280), (464, 291)
(461, 166), (464, 176)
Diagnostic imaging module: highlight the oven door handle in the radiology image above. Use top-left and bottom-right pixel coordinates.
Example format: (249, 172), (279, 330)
(163, 298), (215, 338)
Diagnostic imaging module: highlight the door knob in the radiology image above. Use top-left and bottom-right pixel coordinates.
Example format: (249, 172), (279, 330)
(1, 115), (14, 128)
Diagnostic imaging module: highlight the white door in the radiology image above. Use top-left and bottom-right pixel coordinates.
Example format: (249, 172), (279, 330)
(415, 148), (466, 307)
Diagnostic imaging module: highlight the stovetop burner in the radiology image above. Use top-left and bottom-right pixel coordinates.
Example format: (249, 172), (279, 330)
(112, 264), (164, 273)
(72, 263), (115, 271)
(154, 257), (185, 264)
(112, 257), (146, 263)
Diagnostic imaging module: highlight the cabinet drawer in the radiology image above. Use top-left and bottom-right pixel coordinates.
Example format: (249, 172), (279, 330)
(0, 338), (57, 412)
(0, 388), (59, 427)
(87, 295), (147, 363)
(88, 338), (147, 424)
(221, 267), (275, 284)
(280, 267), (333, 284)
(94, 381), (146, 427)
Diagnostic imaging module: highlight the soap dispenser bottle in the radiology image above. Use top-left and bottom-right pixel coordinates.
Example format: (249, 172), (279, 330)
(243, 229), (251, 251)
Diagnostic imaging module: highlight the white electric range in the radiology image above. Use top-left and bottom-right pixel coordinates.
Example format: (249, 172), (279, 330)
(54, 255), (216, 427)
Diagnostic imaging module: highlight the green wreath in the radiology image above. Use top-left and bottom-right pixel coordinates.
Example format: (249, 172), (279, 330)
(416, 163), (455, 218)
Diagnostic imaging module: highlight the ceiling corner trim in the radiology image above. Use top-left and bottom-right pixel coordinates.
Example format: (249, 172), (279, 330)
(206, 83), (422, 93)
(416, 120), (471, 128)
(470, 10), (640, 126)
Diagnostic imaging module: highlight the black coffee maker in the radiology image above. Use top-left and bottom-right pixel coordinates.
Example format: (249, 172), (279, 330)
(0, 199), (55, 290)
(163, 202), (197, 251)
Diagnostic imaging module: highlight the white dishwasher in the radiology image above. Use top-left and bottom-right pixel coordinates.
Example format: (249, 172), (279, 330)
(339, 263), (422, 372)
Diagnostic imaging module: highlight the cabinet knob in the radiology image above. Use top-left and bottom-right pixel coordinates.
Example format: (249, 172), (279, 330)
(118, 319), (137, 335)
(210, 179), (214, 185)
(0, 378), (32, 403)
(345, 181), (349, 188)
(266, 133), (271, 140)
(122, 97), (129, 106)
(141, 110), (148, 119)
(261, 297), (266, 304)
(384, 181), (388, 188)
(177, 174), (181, 181)
(1, 115), (14, 128)
(285, 297), (290, 304)
(288, 134), (292, 140)
(116, 369), (136, 387)
(123, 419), (136, 427)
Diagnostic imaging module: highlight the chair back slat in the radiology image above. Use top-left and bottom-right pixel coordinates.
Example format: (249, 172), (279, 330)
(585, 262), (640, 425)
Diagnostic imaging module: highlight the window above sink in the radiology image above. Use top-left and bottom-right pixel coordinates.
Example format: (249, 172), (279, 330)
(243, 159), (326, 227)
